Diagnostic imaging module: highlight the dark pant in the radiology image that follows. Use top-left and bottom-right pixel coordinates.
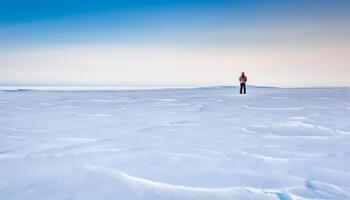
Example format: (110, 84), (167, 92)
(240, 83), (246, 94)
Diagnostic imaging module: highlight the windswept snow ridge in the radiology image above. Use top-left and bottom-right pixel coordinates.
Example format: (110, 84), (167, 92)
(0, 87), (349, 200)
(86, 165), (284, 200)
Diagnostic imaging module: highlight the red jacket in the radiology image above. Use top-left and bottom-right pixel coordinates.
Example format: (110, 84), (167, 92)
(239, 75), (247, 83)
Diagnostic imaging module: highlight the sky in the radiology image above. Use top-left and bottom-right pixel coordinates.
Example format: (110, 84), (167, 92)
(0, 0), (350, 87)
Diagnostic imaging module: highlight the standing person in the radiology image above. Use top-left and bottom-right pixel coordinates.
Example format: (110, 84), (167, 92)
(239, 72), (247, 94)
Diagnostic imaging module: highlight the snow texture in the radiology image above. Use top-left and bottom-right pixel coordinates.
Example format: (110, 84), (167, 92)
(0, 86), (350, 200)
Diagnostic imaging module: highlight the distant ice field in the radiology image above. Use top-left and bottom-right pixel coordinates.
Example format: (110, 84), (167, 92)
(0, 87), (350, 200)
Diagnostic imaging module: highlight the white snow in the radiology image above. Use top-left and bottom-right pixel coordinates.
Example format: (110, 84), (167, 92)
(0, 86), (349, 200)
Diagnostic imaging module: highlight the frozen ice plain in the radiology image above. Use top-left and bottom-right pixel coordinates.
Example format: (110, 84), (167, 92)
(1, 86), (350, 200)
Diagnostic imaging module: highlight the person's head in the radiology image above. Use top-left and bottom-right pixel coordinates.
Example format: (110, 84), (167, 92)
(241, 72), (245, 76)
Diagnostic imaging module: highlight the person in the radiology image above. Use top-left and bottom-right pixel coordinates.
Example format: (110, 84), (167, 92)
(239, 72), (247, 94)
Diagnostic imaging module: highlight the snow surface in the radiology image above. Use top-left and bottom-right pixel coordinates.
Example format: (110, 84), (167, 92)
(0, 86), (350, 200)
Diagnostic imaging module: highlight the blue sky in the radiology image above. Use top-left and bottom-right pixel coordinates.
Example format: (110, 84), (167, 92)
(1, 0), (350, 86)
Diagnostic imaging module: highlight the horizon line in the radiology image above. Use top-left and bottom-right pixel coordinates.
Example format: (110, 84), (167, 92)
(0, 84), (349, 92)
